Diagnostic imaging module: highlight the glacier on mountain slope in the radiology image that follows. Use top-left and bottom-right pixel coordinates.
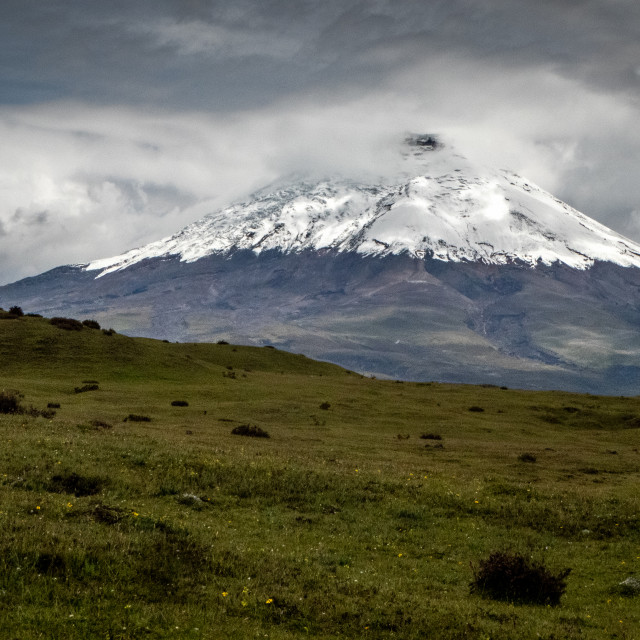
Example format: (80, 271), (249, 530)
(86, 139), (640, 277)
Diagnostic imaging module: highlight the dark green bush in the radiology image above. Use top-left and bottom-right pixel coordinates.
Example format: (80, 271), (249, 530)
(50, 317), (83, 331)
(47, 471), (105, 497)
(82, 319), (101, 330)
(216, 340), (229, 345)
(74, 384), (99, 394)
(90, 420), (112, 429)
(0, 390), (22, 414)
(171, 400), (189, 407)
(518, 452), (537, 463)
(319, 401), (331, 410)
(8, 306), (24, 316)
(125, 414), (151, 422)
(420, 433), (442, 440)
(102, 328), (116, 336)
(231, 424), (270, 438)
(470, 551), (570, 606)
(47, 402), (61, 409)
(468, 406), (485, 412)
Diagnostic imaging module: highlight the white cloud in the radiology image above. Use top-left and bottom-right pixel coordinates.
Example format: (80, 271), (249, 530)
(1, 53), (640, 285)
(134, 18), (303, 59)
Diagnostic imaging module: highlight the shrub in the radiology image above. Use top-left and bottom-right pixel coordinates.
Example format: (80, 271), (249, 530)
(470, 551), (570, 606)
(468, 406), (485, 412)
(102, 328), (116, 336)
(0, 390), (22, 414)
(82, 319), (101, 330)
(216, 340), (229, 345)
(90, 420), (112, 429)
(74, 384), (99, 394)
(319, 401), (331, 410)
(125, 414), (151, 422)
(8, 306), (24, 316)
(50, 317), (83, 331)
(47, 402), (61, 409)
(231, 424), (270, 438)
(518, 452), (537, 463)
(47, 471), (105, 497)
(420, 433), (442, 440)
(171, 400), (189, 407)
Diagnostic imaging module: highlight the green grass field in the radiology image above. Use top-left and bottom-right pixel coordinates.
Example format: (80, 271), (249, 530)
(1, 313), (639, 639)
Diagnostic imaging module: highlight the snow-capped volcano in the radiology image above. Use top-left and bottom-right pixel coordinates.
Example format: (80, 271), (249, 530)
(87, 136), (640, 277)
(4, 135), (640, 395)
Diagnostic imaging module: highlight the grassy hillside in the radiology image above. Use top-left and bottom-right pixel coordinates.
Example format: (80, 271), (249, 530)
(0, 313), (639, 639)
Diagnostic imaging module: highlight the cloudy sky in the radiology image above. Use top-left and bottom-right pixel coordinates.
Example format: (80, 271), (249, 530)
(1, 0), (640, 284)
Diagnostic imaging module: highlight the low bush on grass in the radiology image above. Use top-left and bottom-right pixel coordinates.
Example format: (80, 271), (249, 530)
(50, 317), (83, 331)
(319, 401), (331, 410)
(0, 391), (53, 418)
(8, 305), (24, 316)
(47, 471), (106, 497)
(518, 452), (537, 463)
(82, 319), (101, 330)
(470, 551), (570, 606)
(468, 406), (485, 412)
(171, 400), (189, 407)
(102, 328), (116, 336)
(74, 384), (99, 394)
(125, 414), (151, 422)
(0, 390), (22, 414)
(420, 433), (442, 440)
(47, 402), (61, 409)
(231, 424), (270, 438)
(90, 419), (112, 429)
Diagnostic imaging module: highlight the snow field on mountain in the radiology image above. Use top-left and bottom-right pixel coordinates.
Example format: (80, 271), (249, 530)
(86, 144), (640, 277)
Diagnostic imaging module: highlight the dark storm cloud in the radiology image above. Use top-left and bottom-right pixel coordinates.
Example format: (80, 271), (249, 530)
(0, 0), (639, 283)
(3, 0), (639, 109)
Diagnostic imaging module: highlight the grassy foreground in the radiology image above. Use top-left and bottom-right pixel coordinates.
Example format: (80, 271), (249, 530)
(0, 314), (639, 639)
